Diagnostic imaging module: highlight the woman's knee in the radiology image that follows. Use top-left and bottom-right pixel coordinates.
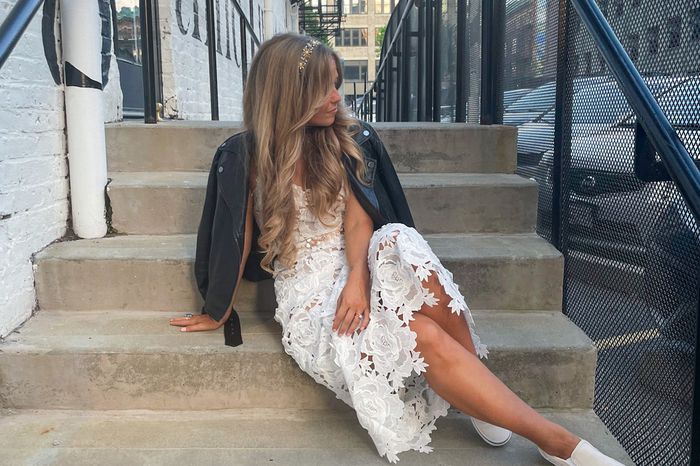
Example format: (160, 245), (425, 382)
(409, 312), (449, 357)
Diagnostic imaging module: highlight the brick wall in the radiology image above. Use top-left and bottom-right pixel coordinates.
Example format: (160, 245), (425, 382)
(159, 0), (297, 120)
(0, 2), (69, 338)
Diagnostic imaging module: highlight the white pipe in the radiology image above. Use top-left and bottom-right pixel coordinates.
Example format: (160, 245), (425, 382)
(59, 0), (108, 238)
(263, 0), (275, 39)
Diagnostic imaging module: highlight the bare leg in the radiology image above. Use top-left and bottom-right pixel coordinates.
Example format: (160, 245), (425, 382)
(414, 269), (478, 355)
(409, 311), (580, 459)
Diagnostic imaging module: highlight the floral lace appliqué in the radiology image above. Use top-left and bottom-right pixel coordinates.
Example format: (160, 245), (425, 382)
(253, 183), (487, 463)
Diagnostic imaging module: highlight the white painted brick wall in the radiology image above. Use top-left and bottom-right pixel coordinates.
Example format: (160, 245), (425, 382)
(0, 0), (292, 339)
(158, 0), (295, 120)
(0, 2), (69, 338)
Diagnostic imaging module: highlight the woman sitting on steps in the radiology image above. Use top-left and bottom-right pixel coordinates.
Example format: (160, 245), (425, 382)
(169, 32), (625, 466)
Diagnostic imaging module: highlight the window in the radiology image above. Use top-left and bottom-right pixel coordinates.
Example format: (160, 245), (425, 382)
(335, 28), (368, 47)
(343, 60), (368, 81)
(344, 0), (366, 15)
(667, 16), (682, 49)
(647, 26), (660, 55)
(628, 33), (640, 61)
(377, 0), (395, 14)
(692, 8), (700, 42)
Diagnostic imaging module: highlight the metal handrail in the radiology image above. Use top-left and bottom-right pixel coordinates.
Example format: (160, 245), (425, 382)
(374, 0), (414, 82)
(0, 0), (44, 70)
(356, 0), (414, 107)
(570, 0), (700, 225)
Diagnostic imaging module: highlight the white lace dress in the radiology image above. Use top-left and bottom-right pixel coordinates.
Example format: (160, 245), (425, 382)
(253, 182), (488, 463)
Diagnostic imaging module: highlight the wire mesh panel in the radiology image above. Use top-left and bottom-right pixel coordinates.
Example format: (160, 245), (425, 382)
(541, 1), (699, 464)
(564, 15), (698, 466)
(502, 0), (561, 241)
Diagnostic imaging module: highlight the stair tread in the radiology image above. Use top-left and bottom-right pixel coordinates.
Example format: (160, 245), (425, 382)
(108, 171), (536, 188)
(36, 233), (561, 262)
(1, 310), (592, 354)
(0, 407), (632, 465)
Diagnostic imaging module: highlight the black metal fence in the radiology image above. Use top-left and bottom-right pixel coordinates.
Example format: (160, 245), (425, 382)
(369, 0), (700, 464)
(552, 1), (699, 464)
(139, 0), (260, 123)
(359, 0), (506, 124)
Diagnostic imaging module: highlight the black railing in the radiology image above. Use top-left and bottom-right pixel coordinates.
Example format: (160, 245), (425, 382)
(358, 0), (504, 125)
(0, 0), (44, 70)
(140, 0), (260, 123)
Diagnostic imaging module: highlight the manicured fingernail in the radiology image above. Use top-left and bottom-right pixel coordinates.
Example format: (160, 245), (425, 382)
(180, 328), (186, 332)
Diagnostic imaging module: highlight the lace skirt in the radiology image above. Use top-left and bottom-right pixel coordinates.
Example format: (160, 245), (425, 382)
(272, 222), (488, 463)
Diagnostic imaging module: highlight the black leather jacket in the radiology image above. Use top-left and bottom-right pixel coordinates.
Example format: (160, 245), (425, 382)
(194, 120), (415, 347)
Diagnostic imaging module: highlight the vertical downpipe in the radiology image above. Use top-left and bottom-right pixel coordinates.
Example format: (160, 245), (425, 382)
(264, 0), (275, 39)
(60, 0), (108, 238)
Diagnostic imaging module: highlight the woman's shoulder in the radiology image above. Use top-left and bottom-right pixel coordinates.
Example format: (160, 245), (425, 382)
(218, 129), (252, 153)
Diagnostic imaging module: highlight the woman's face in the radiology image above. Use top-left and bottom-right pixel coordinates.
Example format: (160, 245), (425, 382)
(307, 58), (342, 127)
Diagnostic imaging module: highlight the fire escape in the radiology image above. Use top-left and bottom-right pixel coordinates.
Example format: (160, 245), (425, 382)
(294, 0), (345, 42)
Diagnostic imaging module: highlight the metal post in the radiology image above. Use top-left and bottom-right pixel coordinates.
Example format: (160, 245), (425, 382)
(417, 0), (426, 121)
(551, 0), (572, 273)
(363, 72), (368, 119)
(455, 0), (466, 122)
(205, 0), (219, 120)
(432, 0), (442, 122)
(140, 0), (159, 123)
(425, 0), (433, 121)
(692, 289), (700, 465)
(400, 14), (411, 121)
(353, 81), (357, 113)
(241, 22), (248, 85)
(480, 0), (504, 124)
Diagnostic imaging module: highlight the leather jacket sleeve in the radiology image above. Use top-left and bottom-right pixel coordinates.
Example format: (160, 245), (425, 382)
(365, 123), (416, 228)
(194, 147), (244, 347)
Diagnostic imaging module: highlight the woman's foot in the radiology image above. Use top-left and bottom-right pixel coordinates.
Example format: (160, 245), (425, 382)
(538, 439), (625, 465)
(470, 417), (512, 447)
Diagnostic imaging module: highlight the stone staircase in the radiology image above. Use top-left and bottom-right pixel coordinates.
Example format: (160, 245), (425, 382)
(0, 122), (632, 465)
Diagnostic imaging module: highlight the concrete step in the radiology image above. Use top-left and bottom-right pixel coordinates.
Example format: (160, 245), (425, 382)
(105, 121), (517, 174)
(0, 407), (632, 465)
(108, 172), (537, 235)
(0, 310), (594, 410)
(34, 233), (562, 312)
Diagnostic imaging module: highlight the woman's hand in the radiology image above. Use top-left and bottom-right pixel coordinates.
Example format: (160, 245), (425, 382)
(333, 269), (371, 336)
(169, 313), (224, 332)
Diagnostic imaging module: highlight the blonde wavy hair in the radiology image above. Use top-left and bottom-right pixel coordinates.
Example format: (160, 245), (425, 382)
(243, 33), (368, 275)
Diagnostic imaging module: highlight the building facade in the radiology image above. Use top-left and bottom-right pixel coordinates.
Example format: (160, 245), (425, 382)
(332, 0), (396, 102)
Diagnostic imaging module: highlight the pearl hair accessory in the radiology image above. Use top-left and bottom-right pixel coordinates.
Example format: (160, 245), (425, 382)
(298, 39), (321, 72)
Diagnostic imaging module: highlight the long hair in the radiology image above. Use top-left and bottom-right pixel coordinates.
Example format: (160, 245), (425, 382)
(243, 33), (367, 275)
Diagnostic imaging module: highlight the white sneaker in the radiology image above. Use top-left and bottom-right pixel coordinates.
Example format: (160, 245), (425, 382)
(470, 417), (512, 447)
(538, 439), (625, 465)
